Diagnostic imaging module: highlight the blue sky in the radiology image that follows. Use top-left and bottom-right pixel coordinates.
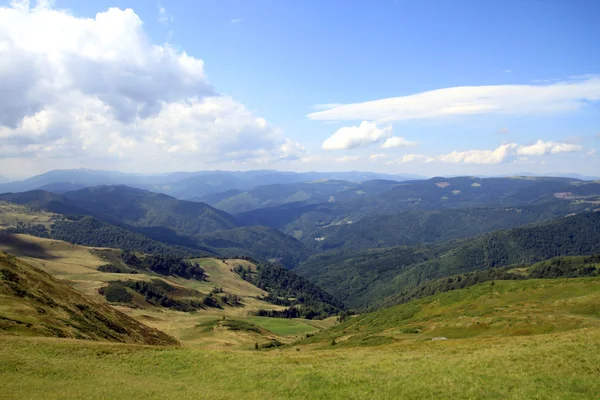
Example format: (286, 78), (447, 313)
(0, 0), (598, 178)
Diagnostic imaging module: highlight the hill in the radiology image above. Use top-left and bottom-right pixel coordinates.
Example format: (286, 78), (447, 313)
(197, 226), (308, 267)
(295, 211), (600, 309)
(2, 277), (600, 399)
(0, 252), (178, 345)
(0, 232), (336, 346)
(204, 179), (400, 214)
(300, 276), (600, 348)
(0, 191), (308, 265)
(62, 185), (239, 236)
(0, 168), (417, 200)
(302, 201), (596, 251)
(237, 176), (600, 242)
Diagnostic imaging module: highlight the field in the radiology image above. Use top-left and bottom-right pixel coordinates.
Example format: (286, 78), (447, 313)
(0, 233), (325, 348)
(1, 327), (599, 399)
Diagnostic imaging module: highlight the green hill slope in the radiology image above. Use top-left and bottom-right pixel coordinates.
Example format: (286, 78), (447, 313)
(63, 185), (239, 236)
(295, 211), (600, 309)
(301, 276), (600, 347)
(0, 252), (178, 345)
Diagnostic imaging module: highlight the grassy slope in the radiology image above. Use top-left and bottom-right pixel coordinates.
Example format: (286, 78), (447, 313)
(0, 234), (320, 347)
(2, 257), (600, 398)
(1, 327), (598, 399)
(0, 252), (177, 345)
(300, 277), (600, 347)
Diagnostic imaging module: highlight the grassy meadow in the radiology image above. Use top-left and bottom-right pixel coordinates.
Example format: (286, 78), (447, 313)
(1, 327), (599, 400)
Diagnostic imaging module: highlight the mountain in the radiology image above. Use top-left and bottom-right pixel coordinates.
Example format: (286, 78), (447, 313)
(145, 170), (417, 200)
(0, 168), (420, 200)
(0, 168), (197, 194)
(36, 182), (89, 193)
(0, 175), (9, 184)
(62, 185), (239, 237)
(202, 179), (401, 214)
(301, 201), (597, 252)
(0, 189), (308, 266)
(294, 211), (600, 309)
(0, 251), (178, 345)
(197, 226), (308, 267)
(238, 176), (600, 241)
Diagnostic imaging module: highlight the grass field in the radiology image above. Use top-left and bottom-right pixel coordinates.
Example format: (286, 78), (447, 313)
(301, 277), (600, 347)
(247, 316), (318, 336)
(1, 328), (599, 399)
(0, 234), (324, 348)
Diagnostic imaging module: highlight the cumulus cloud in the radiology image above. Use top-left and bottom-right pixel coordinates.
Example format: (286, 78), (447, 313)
(381, 136), (418, 149)
(393, 140), (584, 165)
(516, 140), (582, 156)
(387, 154), (435, 164)
(439, 143), (518, 164)
(322, 121), (391, 150)
(0, 2), (301, 169)
(308, 77), (600, 122)
(321, 121), (415, 151)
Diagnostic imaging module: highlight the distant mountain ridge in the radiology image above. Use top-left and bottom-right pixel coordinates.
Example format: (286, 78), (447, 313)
(0, 186), (309, 267)
(0, 168), (423, 199)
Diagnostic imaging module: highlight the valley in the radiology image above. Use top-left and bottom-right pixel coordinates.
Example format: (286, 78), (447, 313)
(2, 170), (600, 398)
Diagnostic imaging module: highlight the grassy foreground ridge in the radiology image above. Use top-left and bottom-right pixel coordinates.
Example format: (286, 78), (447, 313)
(1, 328), (599, 400)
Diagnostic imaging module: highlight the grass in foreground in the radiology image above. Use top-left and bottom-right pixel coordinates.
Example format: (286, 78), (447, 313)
(1, 328), (599, 400)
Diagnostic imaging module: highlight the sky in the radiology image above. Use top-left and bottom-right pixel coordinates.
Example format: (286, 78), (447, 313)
(0, 0), (599, 179)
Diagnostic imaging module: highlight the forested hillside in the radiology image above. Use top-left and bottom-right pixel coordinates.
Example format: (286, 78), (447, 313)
(295, 211), (600, 308)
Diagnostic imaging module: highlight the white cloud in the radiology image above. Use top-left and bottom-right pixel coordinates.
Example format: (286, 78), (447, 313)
(391, 140), (584, 165)
(0, 2), (301, 169)
(335, 155), (359, 163)
(307, 77), (600, 122)
(388, 154), (435, 164)
(381, 136), (418, 149)
(516, 140), (582, 156)
(368, 153), (387, 161)
(322, 121), (392, 150)
(583, 149), (597, 158)
(439, 143), (518, 164)
(231, 18), (242, 23)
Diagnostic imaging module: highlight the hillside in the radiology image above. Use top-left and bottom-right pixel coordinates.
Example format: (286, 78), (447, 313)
(197, 226), (309, 267)
(300, 276), (600, 347)
(237, 176), (600, 242)
(63, 185), (240, 236)
(0, 252), (178, 345)
(0, 193), (308, 265)
(2, 277), (600, 399)
(295, 211), (600, 309)
(205, 179), (400, 214)
(302, 201), (596, 251)
(0, 233), (336, 347)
